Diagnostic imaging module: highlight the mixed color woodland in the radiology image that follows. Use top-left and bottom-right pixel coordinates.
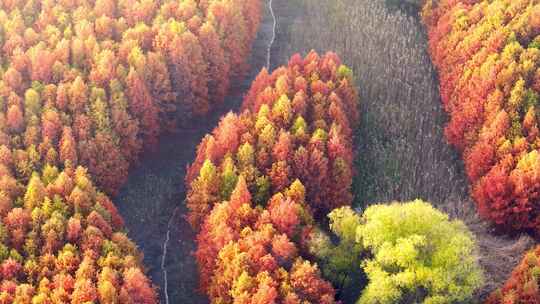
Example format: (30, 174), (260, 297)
(187, 51), (359, 303)
(1, 0), (540, 303)
(0, 0), (260, 302)
(424, 0), (540, 302)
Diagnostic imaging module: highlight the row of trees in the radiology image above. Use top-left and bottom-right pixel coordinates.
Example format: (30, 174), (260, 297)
(423, 1), (540, 302)
(0, 165), (156, 303)
(0, 0), (263, 302)
(186, 51), (360, 228)
(0, 0), (262, 195)
(422, 0), (540, 233)
(186, 51), (360, 302)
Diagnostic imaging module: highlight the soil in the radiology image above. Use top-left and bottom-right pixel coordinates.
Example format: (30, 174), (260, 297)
(114, 2), (280, 303)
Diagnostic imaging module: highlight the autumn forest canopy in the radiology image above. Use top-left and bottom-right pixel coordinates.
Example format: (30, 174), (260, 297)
(0, 0), (540, 303)
(0, 0), (259, 302)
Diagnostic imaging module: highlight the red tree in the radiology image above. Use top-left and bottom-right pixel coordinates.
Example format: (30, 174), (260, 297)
(189, 52), (358, 303)
(423, 0), (540, 233)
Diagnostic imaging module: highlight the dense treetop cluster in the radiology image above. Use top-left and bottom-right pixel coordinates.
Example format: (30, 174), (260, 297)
(309, 201), (483, 304)
(0, 0), (261, 195)
(422, 1), (540, 302)
(487, 244), (540, 304)
(197, 177), (338, 303)
(186, 51), (359, 228)
(423, 0), (540, 233)
(0, 0), (263, 302)
(186, 51), (360, 303)
(0, 165), (156, 303)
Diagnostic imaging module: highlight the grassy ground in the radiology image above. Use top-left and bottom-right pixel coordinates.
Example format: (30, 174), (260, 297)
(114, 2), (277, 303)
(274, 0), (534, 301)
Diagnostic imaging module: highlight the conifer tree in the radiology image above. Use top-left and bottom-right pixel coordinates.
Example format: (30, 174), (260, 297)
(188, 52), (359, 303)
(423, 0), (540, 233)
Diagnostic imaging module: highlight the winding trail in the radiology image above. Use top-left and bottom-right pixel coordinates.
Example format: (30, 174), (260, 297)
(267, 0), (276, 70)
(115, 3), (283, 303)
(160, 206), (179, 304)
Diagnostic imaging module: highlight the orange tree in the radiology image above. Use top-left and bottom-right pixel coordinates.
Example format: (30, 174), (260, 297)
(423, 0), (540, 233)
(0, 165), (156, 303)
(0, 0), (262, 195)
(185, 51), (360, 302)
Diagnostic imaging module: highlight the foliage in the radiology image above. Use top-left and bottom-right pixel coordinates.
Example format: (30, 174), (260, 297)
(186, 51), (360, 229)
(311, 201), (483, 304)
(357, 200), (483, 304)
(306, 207), (364, 293)
(0, 0), (264, 300)
(187, 52), (359, 303)
(0, 0), (262, 195)
(196, 177), (337, 303)
(422, 0), (540, 233)
(0, 165), (156, 303)
(487, 245), (540, 304)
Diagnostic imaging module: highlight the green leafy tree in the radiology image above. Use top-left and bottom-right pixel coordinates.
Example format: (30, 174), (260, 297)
(308, 206), (363, 294)
(313, 201), (483, 304)
(357, 200), (483, 304)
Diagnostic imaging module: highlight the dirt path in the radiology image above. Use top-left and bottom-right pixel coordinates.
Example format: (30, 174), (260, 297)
(114, 2), (279, 303)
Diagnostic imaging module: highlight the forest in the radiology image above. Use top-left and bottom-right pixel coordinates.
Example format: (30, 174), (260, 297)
(0, 0), (540, 303)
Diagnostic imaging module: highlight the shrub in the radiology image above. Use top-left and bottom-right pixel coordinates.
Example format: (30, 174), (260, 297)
(486, 245), (540, 304)
(307, 206), (364, 292)
(0, 0), (262, 195)
(311, 200), (484, 304)
(422, 0), (540, 233)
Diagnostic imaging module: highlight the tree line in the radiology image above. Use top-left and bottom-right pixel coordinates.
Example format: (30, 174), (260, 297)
(0, 0), (261, 195)
(424, 0), (540, 302)
(0, 0), (263, 302)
